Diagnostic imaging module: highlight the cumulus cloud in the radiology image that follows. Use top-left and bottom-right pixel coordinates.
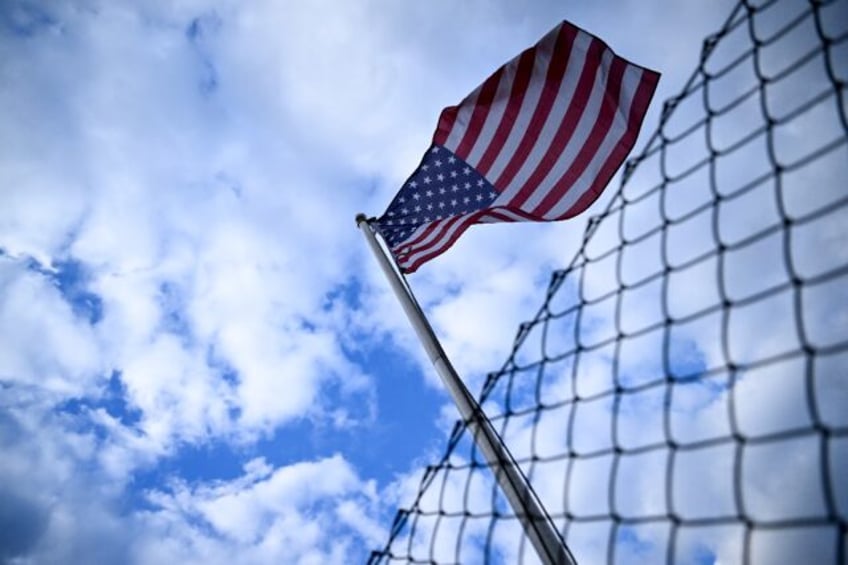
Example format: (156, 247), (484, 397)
(0, 258), (104, 396)
(5, 0), (840, 563)
(132, 454), (385, 564)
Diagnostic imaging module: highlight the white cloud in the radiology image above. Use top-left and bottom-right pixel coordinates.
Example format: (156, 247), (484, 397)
(0, 258), (104, 396)
(136, 454), (384, 564)
(0, 394), (388, 563)
(3, 0), (843, 563)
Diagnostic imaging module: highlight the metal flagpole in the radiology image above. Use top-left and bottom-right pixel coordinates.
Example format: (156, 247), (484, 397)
(356, 214), (576, 565)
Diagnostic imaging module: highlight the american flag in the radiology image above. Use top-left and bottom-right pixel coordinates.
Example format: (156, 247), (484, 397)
(375, 20), (660, 273)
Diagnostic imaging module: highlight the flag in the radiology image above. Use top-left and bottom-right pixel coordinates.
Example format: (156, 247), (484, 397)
(375, 20), (660, 273)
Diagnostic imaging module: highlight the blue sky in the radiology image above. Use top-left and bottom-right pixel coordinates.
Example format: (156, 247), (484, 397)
(4, 0), (844, 563)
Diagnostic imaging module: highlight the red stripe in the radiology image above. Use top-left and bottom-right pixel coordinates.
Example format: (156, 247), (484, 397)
(395, 202), (573, 272)
(396, 215), (468, 271)
(398, 207), (539, 272)
(483, 207), (540, 222)
(478, 213), (518, 225)
(475, 49), (536, 176)
(401, 212), (485, 273)
(492, 24), (578, 190)
(453, 68), (506, 159)
(433, 106), (460, 146)
(393, 224), (439, 257)
(402, 204), (551, 272)
(393, 216), (460, 260)
(391, 192), (496, 256)
(507, 37), (608, 210)
(530, 55), (627, 216)
(553, 68), (660, 219)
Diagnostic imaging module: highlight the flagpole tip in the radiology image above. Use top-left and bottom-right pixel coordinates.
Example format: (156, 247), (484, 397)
(355, 213), (369, 227)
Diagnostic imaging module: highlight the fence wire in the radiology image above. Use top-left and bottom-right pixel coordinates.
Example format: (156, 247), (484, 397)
(369, 0), (848, 562)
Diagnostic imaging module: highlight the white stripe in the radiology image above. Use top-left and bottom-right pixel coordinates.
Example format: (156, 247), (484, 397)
(478, 208), (528, 223)
(395, 220), (445, 254)
(401, 215), (477, 269)
(403, 207), (529, 269)
(462, 60), (517, 164)
(495, 31), (595, 201)
(514, 48), (616, 212)
(442, 88), (481, 151)
(481, 29), (560, 181)
(490, 186), (521, 209)
(543, 65), (644, 218)
(393, 223), (430, 252)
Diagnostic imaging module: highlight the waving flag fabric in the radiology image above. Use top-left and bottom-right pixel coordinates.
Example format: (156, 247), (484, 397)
(375, 20), (660, 273)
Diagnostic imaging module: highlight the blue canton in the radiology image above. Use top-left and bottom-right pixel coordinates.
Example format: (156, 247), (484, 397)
(377, 145), (499, 248)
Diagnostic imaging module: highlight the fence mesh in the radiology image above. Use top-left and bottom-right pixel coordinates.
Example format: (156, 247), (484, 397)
(368, 0), (848, 563)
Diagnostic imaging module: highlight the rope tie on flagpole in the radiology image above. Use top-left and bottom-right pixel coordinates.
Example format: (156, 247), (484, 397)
(368, 0), (848, 562)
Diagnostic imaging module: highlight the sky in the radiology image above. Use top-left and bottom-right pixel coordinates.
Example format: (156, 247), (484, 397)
(1, 0), (845, 564)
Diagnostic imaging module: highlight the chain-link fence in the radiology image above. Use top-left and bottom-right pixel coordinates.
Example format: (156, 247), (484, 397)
(369, 0), (848, 562)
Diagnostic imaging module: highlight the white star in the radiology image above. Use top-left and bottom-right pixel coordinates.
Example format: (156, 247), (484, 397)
(436, 214), (443, 220)
(399, 196), (405, 203)
(435, 160), (442, 167)
(423, 176), (431, 184)
(401, 207), (409, 214)
(424, 216), (431, 222)
(464, 182), (471, 189)
(451, 184), (459, 192)
(438, 201), (445, 209)
(425, 190), (433, 197)
(463, 196), (470, 204)
(430, 146), (439, 153)
(410, 180), (418, 188)
(451, 199), (458, 207)
(463, 167), (471, 175)
(477, 179), (485, 187)
(439, 187), (446, 194)
(413, 193), (421, 200)
(448, 156), (456, 164)
(415, 205), (422, 213)
(476, 194), (483, 202)
(437, 173), (445, 182)
(421, 164), (429, 171)
(489, 192), (496, 198)
(427, 203), (433, 210)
